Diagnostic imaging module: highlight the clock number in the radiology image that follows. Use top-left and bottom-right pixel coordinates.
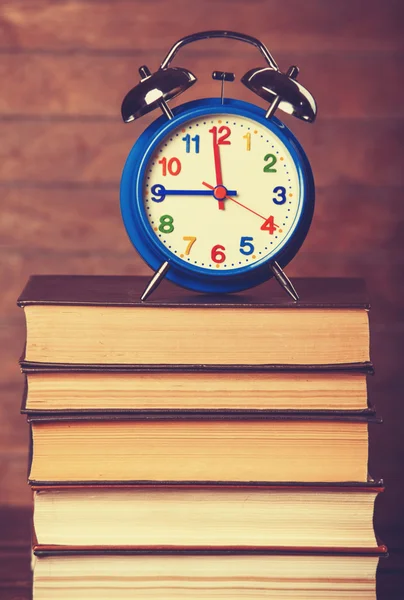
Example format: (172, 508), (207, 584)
(239, 236), (254, 255)
(158, 214), (174, 234)
(263, 154), (277, 173)
(273, 186), (287, 205)
(243, 132), (251, 151)
(150, 184), (166, 202)
(209, 126), (231, 145)
(211, 244), (226, 263)
(260, 216), (278, 235)
(159, 157), (182, 176)
(182, 134), (200, 154)
(183, 236), (196, 255)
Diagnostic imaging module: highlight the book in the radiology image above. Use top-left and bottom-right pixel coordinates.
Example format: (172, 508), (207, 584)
(28, 414), (376, 484)
(18, 275), (371, 366)
(32, 550), (387, 599)
(32, 483), (383, 548)
(21, 366), (373, 414)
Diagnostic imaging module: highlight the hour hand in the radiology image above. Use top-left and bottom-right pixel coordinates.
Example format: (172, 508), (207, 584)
(150, 184), (236, 203)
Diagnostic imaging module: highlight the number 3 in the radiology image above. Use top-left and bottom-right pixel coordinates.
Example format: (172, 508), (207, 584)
(273, 186), (286, 205)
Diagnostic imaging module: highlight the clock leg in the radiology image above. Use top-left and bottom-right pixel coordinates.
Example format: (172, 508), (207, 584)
(140, 261), (170, 301)
(269, 261), (299, 301)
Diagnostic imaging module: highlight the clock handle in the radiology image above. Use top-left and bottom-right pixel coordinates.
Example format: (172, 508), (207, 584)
(160, 30), (279, 71)
(122, 30), (316, 124)
(159, 31), (316, 123)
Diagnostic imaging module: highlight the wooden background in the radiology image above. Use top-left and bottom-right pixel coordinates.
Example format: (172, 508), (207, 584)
(0, 0), (403, 597)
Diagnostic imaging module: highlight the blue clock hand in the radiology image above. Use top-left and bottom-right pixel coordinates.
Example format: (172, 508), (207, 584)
(165, 189), (238, 195)
(150, 184), (237, 203)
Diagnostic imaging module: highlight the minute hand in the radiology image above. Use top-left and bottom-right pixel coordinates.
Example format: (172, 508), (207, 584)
(163, 189), (237, 196)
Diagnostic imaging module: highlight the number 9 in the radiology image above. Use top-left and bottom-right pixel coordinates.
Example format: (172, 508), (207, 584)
(151, 184), (166, 203)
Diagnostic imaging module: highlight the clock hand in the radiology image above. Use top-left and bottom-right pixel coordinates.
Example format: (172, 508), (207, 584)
(163, 189), (237, 196)
(212, 139), (225, 211)
(202, 182), (267, 220)
(150, 184), (236, 202)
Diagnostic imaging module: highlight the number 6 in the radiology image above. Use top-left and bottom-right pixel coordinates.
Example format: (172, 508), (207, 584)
(211, 244), (226, 263)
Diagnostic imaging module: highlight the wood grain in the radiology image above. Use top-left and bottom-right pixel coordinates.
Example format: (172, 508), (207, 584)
(0, 1), (403, 594)
(0, 0), (402, 52)
(0, 319), (26, 382)
(0, 119), (403, 187)
(1, 249), (150, 325)
(0, 53), (403, 119)
(0, 507), (31, 548)
(0, 452), (31, 505)
(2, 244), (403, 330)
(1, 185), (403, 253)
(2, 248), (403, 319)
(0, 381), (26, 452)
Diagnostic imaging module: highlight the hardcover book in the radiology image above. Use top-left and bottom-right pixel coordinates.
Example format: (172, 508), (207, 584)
(32, 483), (384, 549)
(18, 276), (371, 366)
(27, 413), (378, 484)
(31, 549), (387, 599)
(21, 366), (373, 414)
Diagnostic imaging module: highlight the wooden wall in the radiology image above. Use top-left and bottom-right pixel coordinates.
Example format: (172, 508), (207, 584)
(0, 0), (403, 596)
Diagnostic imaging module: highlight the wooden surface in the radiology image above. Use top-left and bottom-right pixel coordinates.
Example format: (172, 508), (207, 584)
(0, 1), (403, 596)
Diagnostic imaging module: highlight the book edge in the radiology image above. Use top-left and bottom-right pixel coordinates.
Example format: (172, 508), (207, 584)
(32, 544), (388, 557)
(29, 479), (384, 488)
(26, 412), (382, 423)
(20, 360), (375, 374)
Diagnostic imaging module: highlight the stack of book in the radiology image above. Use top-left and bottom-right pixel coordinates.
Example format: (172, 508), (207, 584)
(19, 275), (387, 599)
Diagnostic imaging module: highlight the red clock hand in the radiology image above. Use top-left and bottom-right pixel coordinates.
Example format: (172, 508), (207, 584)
(212, 140), (225, 211)
(202, 182), (267, 220)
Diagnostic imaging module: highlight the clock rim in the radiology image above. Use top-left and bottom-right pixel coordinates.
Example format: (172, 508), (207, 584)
(120, 98), (314, 293)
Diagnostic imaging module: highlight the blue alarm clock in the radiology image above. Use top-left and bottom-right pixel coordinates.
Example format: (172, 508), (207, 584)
(120, 31), (317, 300)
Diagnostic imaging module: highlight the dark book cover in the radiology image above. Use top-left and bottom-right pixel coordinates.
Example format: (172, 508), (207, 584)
(20, 361), (375, 373)
(33, 544), (388, 557)
(19, 361), (375, 384)
(27, 412), (382, 423)
(29, 479), (385, 487)
(31, 482), (385, 491)
(18, 275), (370, 309)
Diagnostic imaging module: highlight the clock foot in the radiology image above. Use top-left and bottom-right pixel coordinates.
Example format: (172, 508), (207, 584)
(140, 262), (170, 301)
(270, 261), (299, 301)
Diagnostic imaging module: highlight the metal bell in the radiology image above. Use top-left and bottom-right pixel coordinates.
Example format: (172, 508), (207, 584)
(121, 66), (197, 122)
(241, 66), (317, 122)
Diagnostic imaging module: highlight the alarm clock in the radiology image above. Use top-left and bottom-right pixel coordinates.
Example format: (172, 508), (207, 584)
(120, 31), (317, 300)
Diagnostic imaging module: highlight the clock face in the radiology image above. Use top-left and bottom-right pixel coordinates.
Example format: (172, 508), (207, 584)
(142, 113), (302, 273)
(121, 99), (314, 293)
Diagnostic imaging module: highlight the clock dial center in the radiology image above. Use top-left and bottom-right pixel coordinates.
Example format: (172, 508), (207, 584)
(213, 185), (228, 201)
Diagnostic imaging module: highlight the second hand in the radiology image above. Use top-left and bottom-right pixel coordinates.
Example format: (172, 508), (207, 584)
(202, 182), (267, 221)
